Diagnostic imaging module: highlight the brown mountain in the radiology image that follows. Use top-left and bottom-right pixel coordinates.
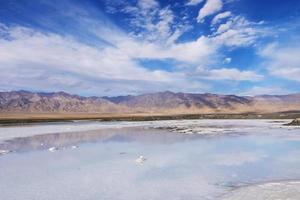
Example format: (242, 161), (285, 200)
(0, 91), (124, 113)
(0, 91), (300, 115)
(104, 91), (254, 114)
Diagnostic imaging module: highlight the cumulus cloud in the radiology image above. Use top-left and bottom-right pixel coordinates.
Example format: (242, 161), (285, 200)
(197, 0), (223, 23)
(259, 43), (300, 83)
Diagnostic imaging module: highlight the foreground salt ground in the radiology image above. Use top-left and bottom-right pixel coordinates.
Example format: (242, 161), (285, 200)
(222, 181), (300, 200)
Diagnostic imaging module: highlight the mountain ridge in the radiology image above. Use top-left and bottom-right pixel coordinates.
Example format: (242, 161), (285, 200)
(1, 90), (300, 114)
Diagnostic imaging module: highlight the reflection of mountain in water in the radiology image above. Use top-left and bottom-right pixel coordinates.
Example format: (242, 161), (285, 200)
(0, 127), (200, 153)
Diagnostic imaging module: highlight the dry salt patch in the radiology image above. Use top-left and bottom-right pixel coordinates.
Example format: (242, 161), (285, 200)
(0, 149), (10, 155)
(135, 155), (147, 165)
(48, 145), (78, 152)
(154, 125), (241, 136)
(48, 147), (58, 152)
(221, 181), (300, 200)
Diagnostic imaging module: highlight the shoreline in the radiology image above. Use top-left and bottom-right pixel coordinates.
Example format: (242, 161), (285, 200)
(1, 112), (300, 125)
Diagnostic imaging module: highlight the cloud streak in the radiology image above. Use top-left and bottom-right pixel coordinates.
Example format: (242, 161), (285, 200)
(195, 67), (263, 81)
(260, 43), (300, 83)
(197, 0), (223, 23)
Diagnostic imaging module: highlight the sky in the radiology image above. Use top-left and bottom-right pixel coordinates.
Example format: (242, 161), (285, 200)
(0, 0), (300, 96)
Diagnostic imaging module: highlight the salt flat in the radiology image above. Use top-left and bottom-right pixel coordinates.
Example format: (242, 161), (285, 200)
(0, 119), (300, 200)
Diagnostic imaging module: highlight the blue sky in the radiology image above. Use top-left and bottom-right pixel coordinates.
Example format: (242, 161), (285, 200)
(0, 0), (299, 96)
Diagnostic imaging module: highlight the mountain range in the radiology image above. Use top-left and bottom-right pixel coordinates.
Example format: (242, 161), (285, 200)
(1, 90), (300, 115)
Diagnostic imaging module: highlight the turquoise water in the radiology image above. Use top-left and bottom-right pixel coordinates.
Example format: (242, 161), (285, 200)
(0, 120), (300, 200)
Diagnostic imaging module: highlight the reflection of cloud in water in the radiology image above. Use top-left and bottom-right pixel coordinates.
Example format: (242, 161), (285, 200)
(0, 140), (226, 200)
(278, 150), (300, 163)
(213, 151), (267, 166)
(0, 127), (202, 153)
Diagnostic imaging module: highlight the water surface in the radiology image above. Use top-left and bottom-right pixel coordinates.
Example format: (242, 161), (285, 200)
(0, 120), (300, 200)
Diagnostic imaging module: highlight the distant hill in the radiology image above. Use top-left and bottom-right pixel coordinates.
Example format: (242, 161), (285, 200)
(1, 90), (300, 114)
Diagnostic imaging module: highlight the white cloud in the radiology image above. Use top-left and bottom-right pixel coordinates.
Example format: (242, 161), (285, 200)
(0, 0), (274, 95)
(241, 86), (291, 96)
(168, 37), (216, 64)
(197, 0), (223, 23)
(211, 11), (231, 25)
(114, 34), (216, 65)
(211, 15), (268, 47)
(0, 25), (151, 81)
(0, 21), (261, 96)
(0, 23), (211, 95)
(195, 67), (263, 81)
(223, 57), (232, 64)
(122, 0), (189, 44)
(138, 0), (159, 10)
(115, 0), (217, 64)
(259, 43), (300, 83)
(186, 0), (204, 6)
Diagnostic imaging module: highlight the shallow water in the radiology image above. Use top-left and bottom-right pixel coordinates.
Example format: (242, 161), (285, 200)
(0, 120), (300, 200)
